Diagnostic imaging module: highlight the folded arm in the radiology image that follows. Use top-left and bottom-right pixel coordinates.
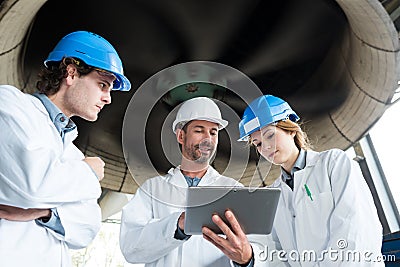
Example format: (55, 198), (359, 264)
(0, 204), (50, 221)
(0, 90), (101, 208)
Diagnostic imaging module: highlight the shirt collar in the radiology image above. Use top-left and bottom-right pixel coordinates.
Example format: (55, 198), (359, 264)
(167, 165), (220, 187)
(33, 93), (76, 135)
(183, 175), (201, 187)
(281, 149), (307, 181)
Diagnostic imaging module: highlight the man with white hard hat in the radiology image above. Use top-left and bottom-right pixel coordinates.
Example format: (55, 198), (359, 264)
(120, 97), (256, 267)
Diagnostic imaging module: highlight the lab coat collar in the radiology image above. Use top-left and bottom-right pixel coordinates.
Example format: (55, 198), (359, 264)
(33, 93), (65, 124)
(288, 150), (322, 204)
(167, 165), (221, 187)
(292, 149), (321, 188)
(270, 149), (321, 188)
(28, 94), (78, 145)
(303, 149), (320, 167)
(28, 94), (49, 116)
(281, 149), (306, 184)
(32, 93), (77, 138)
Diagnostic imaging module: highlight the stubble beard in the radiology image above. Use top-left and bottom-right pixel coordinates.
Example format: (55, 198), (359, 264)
(184, 142), (216, 164)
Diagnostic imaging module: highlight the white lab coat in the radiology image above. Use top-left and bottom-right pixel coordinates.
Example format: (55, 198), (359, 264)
(263, 149), (384, 267)
(120, 166), (269, 267)
(0, 85), (102, 266)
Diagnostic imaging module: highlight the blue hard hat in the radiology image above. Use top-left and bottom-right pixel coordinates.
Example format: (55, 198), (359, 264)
(238, 95), (300, 141)
(44, 31), (131, 91)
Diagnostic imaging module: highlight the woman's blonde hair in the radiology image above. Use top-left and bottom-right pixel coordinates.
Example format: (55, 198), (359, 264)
(276, 120), (312, 150)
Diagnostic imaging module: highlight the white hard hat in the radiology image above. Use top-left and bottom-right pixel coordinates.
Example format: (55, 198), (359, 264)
(172, 97), (228, 133)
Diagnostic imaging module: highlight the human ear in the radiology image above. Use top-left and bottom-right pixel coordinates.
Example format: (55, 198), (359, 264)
(176, 129), (184, 145)
(65, 64), (77, 85)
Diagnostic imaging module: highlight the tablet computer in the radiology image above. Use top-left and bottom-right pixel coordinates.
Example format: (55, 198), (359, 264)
(184, 186), (280, 235)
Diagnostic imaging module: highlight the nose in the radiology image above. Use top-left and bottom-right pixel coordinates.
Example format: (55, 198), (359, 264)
(261, 141), (273, 151)
(102, 90), (112, 104)
(203, 130), (216, 141)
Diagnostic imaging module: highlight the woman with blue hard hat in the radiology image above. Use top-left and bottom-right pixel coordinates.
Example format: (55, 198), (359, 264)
(0, 31), (130, 266)
(238, 95), (384, 266)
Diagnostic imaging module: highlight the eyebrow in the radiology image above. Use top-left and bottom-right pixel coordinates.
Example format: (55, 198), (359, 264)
(262, 128), (274, 135)
(102, 79), (112, 88)
(251, 128), (273, 142)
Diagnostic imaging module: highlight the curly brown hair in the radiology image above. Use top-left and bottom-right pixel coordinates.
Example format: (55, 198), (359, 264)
(36, 57), (93, 96)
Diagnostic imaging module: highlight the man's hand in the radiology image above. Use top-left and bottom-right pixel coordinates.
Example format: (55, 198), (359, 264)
(202, 210), (253, 265)
(0, 204), (51, 222)
(178, 212), (185, 231)
(83, 157), (105, 180)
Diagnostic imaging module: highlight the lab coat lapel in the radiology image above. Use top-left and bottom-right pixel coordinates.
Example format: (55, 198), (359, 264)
(163, 166), (221, 209)
(30, 95), (78, 149)
(29, 95), (49, 116)
(270, 177), (298, 253)
(292, 150), (320, 205)
(29, 95), (64, 150)
(63, 130), (78, 148)
(198, 166), (220, 186)
(167, 167), (188, 188)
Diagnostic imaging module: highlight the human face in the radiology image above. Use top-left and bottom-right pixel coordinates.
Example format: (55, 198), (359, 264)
(63, 67), (114, 121)
(178, 120), (219, 164)
(250, 125), (298, 170)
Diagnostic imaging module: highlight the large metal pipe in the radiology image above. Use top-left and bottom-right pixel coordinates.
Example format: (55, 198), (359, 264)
(0, 0), (398, 194)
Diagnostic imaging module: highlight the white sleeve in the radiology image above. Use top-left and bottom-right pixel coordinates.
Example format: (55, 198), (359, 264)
(321, 150), (383, 266)
(45, 199), (102, 249)
(59, 200), (102, 249)
(0, 87), (101, 208)
(248, 231), (290, 267)
(119, 183), (185, 264)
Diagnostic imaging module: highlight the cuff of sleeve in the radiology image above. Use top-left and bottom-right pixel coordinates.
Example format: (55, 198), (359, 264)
(232, 248), (254, 267)
(35, 208), (65, 236)
(174, 221), (191, 240)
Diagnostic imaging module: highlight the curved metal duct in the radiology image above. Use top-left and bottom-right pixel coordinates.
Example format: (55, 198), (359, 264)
(0, 0), (398, 194)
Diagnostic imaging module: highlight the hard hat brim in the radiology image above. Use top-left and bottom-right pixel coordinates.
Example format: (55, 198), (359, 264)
(113, 73), (131, 91)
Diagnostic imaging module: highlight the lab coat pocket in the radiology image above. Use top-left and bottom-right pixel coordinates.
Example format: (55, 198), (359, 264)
(298, 191), (334, 245)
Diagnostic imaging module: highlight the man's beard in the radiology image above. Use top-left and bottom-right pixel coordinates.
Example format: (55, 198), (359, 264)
(184, 140), (216, 164)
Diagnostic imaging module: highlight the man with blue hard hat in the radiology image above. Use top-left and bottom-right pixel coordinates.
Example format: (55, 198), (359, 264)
(0, 31), (131, 266)
(44, 31), (130, 92)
